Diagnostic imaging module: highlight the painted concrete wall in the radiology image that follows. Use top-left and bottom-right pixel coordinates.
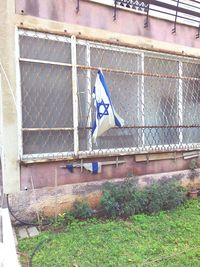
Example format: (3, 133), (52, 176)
(21, 153), (196, 190)
(0, 0), (20, 193)
(1, 0), (200, 200)
(9, 168), (200, 221)
(14, 0), (200, 194)
(15, 0), (200, 50)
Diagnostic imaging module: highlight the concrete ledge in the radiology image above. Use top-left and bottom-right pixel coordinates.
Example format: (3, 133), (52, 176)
(7, 168), (200, 221)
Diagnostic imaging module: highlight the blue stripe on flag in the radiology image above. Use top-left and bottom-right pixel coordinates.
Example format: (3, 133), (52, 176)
(92, 162), (99, 174)
(98, 70), (123, 128)
(92, 118), (97, 134)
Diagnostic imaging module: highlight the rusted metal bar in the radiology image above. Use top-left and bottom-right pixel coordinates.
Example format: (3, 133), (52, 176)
(145, 54), (200, 65)
(76, 64), (200, 81)
(196, 23), (200, 39)
(144, 0), (151, 28)
(22, 128), (74, 131)
(76, 0), (80, 13)
(113, 0), (117, 21)
(172, 0), (179, 34)
(79, 125), (200, 129)
(22, 125), (200, 131)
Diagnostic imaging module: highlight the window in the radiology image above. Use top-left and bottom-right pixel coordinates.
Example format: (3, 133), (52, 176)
(18, 30), (200, 160)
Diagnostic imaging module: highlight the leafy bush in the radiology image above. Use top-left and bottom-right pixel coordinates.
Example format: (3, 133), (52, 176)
(100, 178), (186, 218)
(100, 179), (145, 218)
(143, 180), (186, 213)
(71, 201), (93, 219)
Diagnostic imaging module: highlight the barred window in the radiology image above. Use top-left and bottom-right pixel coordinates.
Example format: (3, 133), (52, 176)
(18, 30), (200, 160)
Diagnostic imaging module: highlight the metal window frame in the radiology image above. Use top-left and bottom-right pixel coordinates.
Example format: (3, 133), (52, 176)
(18, 30), (75, 158)
(18, 29), (200, 161)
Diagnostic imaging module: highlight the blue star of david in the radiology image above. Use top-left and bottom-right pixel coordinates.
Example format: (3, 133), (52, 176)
(97, 100), (110, 119)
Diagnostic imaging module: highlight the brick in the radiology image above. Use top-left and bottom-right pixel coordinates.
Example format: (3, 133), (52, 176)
(27, 227), (39, 237)
(18, 227), (28, 239)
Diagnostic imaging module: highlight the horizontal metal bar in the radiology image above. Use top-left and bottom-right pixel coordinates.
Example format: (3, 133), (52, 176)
(116, 0), (200, 17)
(144, 53), (200, 65)
(60, 160), (126, 168)
(18, 29), (71, 43)
(77, 64), (200, 81)
(22, 128), (74, 131)
(22, 125), (200, 132)
(19, 58), (72, 67)
(80, 125), (200, 129)
(21, 145), (200, 164)
(150, 7), (200, 24)
(171, 0), (200, 11)
(150, 0), (200, 18)
(19, 54), (200, 77)
(188, 0), (200, 6)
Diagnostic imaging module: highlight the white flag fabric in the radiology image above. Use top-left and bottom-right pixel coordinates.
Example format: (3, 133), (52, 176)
(92, 69), (124, 142)
(83, 162), (102, 174)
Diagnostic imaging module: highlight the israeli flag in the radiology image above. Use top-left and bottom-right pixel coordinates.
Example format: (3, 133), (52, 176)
(92, 69), (124, 142)
(83, 162), (101, 174)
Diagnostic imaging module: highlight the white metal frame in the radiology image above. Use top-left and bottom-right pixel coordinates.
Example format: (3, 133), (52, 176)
(71, 35), (79, 155)
(15, 27), (23, 159)
(18, 29), (200, 161)
(178, 61), (183, 145)
(18, 30), (75, 158)
(85, 43), (93, 151)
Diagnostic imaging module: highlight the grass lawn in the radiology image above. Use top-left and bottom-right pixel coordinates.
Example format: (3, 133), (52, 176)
(18, 200), (200, 267)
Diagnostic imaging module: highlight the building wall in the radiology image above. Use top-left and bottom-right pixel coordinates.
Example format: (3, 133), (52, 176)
(1, 0), (200, 217)
(15, 0), (200, 51)
(20, 153), (199, 190)
(9, 169), (200, 222)
(0, 0), (20, 193)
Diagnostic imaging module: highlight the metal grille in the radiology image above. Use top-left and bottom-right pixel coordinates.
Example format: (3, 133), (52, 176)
(18, 30), (200, 160)
(114, 0), (200, 30)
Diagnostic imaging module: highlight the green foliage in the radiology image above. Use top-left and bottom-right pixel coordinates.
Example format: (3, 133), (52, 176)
(189, 159), (198, 189)
(50, 202), (93, 228)
(18, 200), (200, 267)
(143, 179), (186, 213)
(100, 179), (145, 218)
(101, 179), (186, 218)
(71, 201), (93, 219)
(190, 159), (198, 171)
(49, 211), (76, 227)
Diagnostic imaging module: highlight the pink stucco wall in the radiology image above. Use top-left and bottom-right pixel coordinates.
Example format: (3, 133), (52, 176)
(21, 154), (194, 190)
(15, 0), (200, 190)
(16, 0), (200, 49)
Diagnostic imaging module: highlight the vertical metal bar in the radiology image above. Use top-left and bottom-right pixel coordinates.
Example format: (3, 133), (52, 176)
(178, 61), (183, 145)
(137, 53), (145, 147)
(113, 0), (117, 21)
(54, 167), (58, 222)
(15, 27), (23, 159)
(141, 53), (145, 147)
(144, 0), (151, 28)
(76, 0), (80, 13)
(196, 23), (200, 39)
(172, 0), (179, 34)
(86, 43), (92, 151)
(71, 36), (79, 155)
(0, 73), (3, 196)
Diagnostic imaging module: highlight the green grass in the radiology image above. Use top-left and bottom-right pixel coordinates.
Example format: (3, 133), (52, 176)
(18, 200), (200, 267)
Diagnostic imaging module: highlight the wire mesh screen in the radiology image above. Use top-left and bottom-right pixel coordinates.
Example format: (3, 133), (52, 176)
(18, 30), (200, 160)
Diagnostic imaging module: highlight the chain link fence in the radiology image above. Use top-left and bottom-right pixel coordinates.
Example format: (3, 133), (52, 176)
(18, 30), (200, 160)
